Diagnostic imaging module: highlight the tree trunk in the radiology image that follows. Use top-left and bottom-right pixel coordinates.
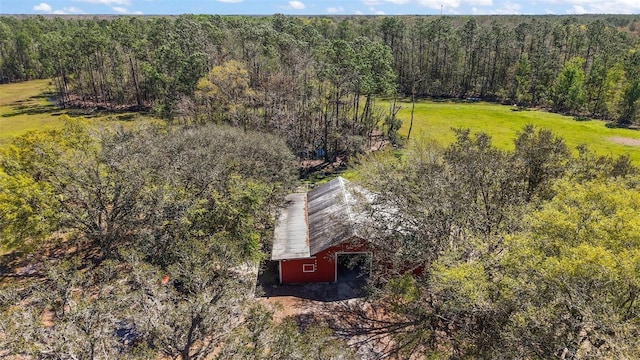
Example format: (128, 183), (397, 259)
(408, 89), (416, 140)
(181, 316), (202, 360)
(129, 55), (142, 108)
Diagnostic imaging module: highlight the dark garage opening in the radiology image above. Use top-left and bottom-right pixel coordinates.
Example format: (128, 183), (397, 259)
(336, 253), (371, 282)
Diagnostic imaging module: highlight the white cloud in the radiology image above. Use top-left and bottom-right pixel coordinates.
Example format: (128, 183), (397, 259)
(133, 10), (143, 14)
(34, 2), (87, 14)
(360, 0), (498, 10)
(417, 0), (461, 9)
(369, 0), (493, 9)
(64, 6), (86, 13)
(465, 0), (492, 6)
(354, 10), (364, 14)
(541, 0), (640, 14)
(289, 1), (305, 9)
(112, 6), (129, 13)
(74, 0), (132, 5)
(375, 10), (386, 14)
(33, 2), (52, 12)
(490, 1), (522, 13)
(567, 5), (586, 13)
(585, 1), (640, 13)
(327, 6), (344, 13)
(217, 0), (244, 3)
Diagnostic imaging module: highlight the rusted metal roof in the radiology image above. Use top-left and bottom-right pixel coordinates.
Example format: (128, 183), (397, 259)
(272, 177), (370, 261)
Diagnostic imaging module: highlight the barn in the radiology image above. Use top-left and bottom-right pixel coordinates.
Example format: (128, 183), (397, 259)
(271, 177), (372, 284)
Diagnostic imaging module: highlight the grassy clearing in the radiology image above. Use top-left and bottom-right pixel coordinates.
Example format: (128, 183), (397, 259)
(388, 99), (640, 165)
(0, 80), (160, 147)
(0, 80), (61, 144)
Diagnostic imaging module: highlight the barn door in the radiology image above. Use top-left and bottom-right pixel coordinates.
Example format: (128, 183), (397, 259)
(336, 253), (371, 282)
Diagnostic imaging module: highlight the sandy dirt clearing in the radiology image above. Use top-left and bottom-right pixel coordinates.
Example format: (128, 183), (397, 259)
(608, 136), (640, 146)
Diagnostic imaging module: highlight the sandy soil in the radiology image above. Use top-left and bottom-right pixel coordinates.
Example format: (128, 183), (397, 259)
(255, 279), (398, 359)
(608, 136), (640, 146)
(256, 295), (392, 359)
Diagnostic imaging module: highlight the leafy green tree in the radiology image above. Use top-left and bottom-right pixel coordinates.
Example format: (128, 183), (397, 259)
(0, 117), (91, 251)
(357, 128), (529, 280)
(351, 37), (396, 147)
(316, 38), (358, 161)
(567, 144), (637, 182)
(512, 124), (570, 201)
(527, 20), (558, 107)
(194, 59), (254, 126)
(617, 50), (640, 125)
(586, 58), (626, 118)
(0, 119), (296, 258)
(0, 169), (57, 250)
(444, 129), (525, 238)
(553, 57), (586, 113)
(350, 126), (636, 359)
(501, 179), (640, 359)
(0, 120), (309, 360)
(0, 258), (154, 359)
(514, 54), (532, 105)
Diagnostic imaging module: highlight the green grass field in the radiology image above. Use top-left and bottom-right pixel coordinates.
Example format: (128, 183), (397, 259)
(0, 79), (62, 144)
(0, 80), (159, 147)
(390, 99), (640, 165)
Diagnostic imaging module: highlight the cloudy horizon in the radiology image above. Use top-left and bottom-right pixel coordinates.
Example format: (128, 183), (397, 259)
(1, 0), (639, 16)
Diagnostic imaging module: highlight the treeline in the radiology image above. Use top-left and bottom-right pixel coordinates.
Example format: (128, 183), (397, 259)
(1, 15), (640, 155)
(378, 15), (640, 123)
(0, 15), (397, 163)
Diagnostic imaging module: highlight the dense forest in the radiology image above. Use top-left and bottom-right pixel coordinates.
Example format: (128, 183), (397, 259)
(1, 14), (640, 360)
(1, 15), (640, 161)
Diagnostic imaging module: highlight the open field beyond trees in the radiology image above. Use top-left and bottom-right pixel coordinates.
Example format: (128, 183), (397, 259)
(393, 99), (640, 165)
(0, 80), (160, 147)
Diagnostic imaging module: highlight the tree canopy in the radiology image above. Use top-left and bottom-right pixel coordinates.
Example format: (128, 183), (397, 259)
(0, 119), (359, 360)
(350, 125), (638, 359)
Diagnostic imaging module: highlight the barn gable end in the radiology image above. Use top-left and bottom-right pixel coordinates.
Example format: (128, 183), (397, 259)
(272, 177), (372, 284)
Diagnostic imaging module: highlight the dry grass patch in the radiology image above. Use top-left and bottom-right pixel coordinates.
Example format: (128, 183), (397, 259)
(609, 136), (640, 147)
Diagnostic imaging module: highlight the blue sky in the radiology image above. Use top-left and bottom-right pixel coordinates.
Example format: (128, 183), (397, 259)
(1, 0), (639, 16)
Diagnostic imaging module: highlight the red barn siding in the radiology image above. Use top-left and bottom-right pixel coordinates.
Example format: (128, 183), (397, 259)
(279, 240), (368, 284)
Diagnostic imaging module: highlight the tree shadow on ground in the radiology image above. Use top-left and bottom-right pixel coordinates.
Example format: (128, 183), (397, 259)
(2, 88), (149, 120)
(1, 103), (58, 117)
